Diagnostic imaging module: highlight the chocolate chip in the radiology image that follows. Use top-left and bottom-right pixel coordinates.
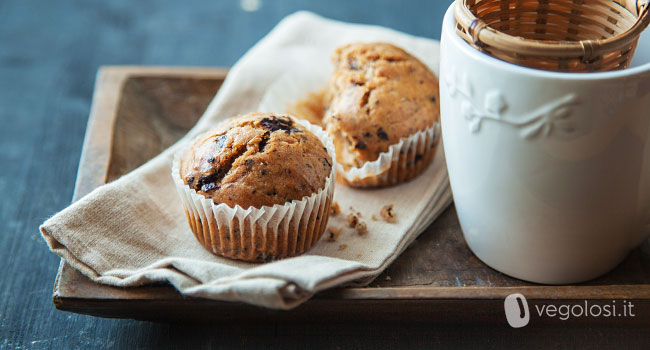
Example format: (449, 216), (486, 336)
(306, 163), (312, 169)
(244, 159), (254, 166)
(252, 189), (257, 194)
(207, 157), (215, 163)
(201, 182), (218, 192)
(363, 132), (372, 138)
(198, 174), (215, 187)
(215, 134), (227, 150)
(260, 169), (267, 175)
(348, 58), (360, 70)
(260, 116), (294, 133)
(266, 189), (277, 196)
(186, 175), (194, 185)
(355, 141), (367, 150)
(377, 127), (389, 140)
(258, 131), (270, 152)
(322, 157), (331, 167)
(429, 96), (436, 103)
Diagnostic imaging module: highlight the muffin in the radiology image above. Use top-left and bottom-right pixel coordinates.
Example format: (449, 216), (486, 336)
(323, 42), (440, 187)
(172, 112), (336, 262)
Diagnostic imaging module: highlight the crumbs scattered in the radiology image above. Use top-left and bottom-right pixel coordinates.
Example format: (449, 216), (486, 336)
(327, 226), (344, 242)
(349, 206), (362, 217)
(385, 275), (392, 281)
(347, 213), (359, 228)
(330, 202), (341, 216)
(380, 204), (397, 223)
(371, 215), (378, 221)
(338, 244), (348, 251)
(356, 253), (362, 258)
(356, 221), (368, 235)
(346, 209), (368, 235)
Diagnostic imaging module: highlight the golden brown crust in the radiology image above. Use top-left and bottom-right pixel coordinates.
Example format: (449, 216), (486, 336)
(180, 112), (332, 209)
(323, 42), (440, 169)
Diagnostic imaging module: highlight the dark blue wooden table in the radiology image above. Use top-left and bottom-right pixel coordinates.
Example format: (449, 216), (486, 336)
(0, 0), (647, 348)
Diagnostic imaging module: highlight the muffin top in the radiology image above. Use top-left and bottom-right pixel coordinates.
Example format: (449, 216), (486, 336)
(323, 42), (439, 167)
(180, 113), (332, 209)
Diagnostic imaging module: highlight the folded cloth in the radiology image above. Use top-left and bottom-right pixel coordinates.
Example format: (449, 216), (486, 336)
(40, 11), (451, 309)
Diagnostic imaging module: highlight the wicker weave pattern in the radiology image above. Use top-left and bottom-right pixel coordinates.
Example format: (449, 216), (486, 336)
(455, 0), (650, 72)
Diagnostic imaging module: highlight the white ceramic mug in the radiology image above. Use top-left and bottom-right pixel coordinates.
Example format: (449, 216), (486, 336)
(439, 3), (650, 284)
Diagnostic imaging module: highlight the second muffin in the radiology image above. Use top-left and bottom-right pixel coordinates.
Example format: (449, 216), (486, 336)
(173, 112), (335, 262)
(323, 42), (440, 187)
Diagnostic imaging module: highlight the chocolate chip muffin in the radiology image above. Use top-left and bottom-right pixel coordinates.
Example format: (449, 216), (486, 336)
(173, 112), (336, 262)
(180, 113), (332, 209)
(323, 42), (440, 187)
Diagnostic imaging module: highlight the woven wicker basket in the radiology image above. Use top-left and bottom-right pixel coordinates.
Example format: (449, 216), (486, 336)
(455, 0), (650, 72)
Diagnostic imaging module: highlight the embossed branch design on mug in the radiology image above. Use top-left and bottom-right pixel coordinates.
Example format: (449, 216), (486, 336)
(445, 66), (580, 139)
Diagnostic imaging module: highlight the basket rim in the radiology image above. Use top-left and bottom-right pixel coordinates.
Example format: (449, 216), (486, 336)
(443, 4), (650, 78)
(455, 0), (650, 58)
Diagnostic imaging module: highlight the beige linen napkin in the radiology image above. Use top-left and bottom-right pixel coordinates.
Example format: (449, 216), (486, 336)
(40, 11), (452, 309)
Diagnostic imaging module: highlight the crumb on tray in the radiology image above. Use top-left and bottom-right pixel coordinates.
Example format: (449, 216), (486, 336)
(338, 244), (348, 251)
(330, 202), (341, 216)
(356, 221), (368, 235)
(327, 226), (344, 242)
(380, 204), (397, 223)
(347, 213), (359, 228)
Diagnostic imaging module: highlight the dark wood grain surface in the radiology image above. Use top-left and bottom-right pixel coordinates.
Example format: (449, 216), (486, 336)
(1, 0), (648, 348)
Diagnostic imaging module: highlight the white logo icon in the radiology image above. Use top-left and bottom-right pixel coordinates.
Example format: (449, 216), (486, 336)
(504, 293), (530, 328)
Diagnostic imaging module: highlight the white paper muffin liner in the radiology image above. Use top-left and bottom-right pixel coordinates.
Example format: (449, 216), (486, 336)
(337, 122), (440, 187)
(172, 117), (337, 262)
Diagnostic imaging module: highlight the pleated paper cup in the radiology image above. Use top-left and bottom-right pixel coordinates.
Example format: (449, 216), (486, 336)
(337, 122), (440, 188)
(172, 118), (336, 262)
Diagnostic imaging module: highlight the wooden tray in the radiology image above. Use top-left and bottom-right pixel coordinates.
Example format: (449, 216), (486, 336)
(53, 66), (650, 323)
